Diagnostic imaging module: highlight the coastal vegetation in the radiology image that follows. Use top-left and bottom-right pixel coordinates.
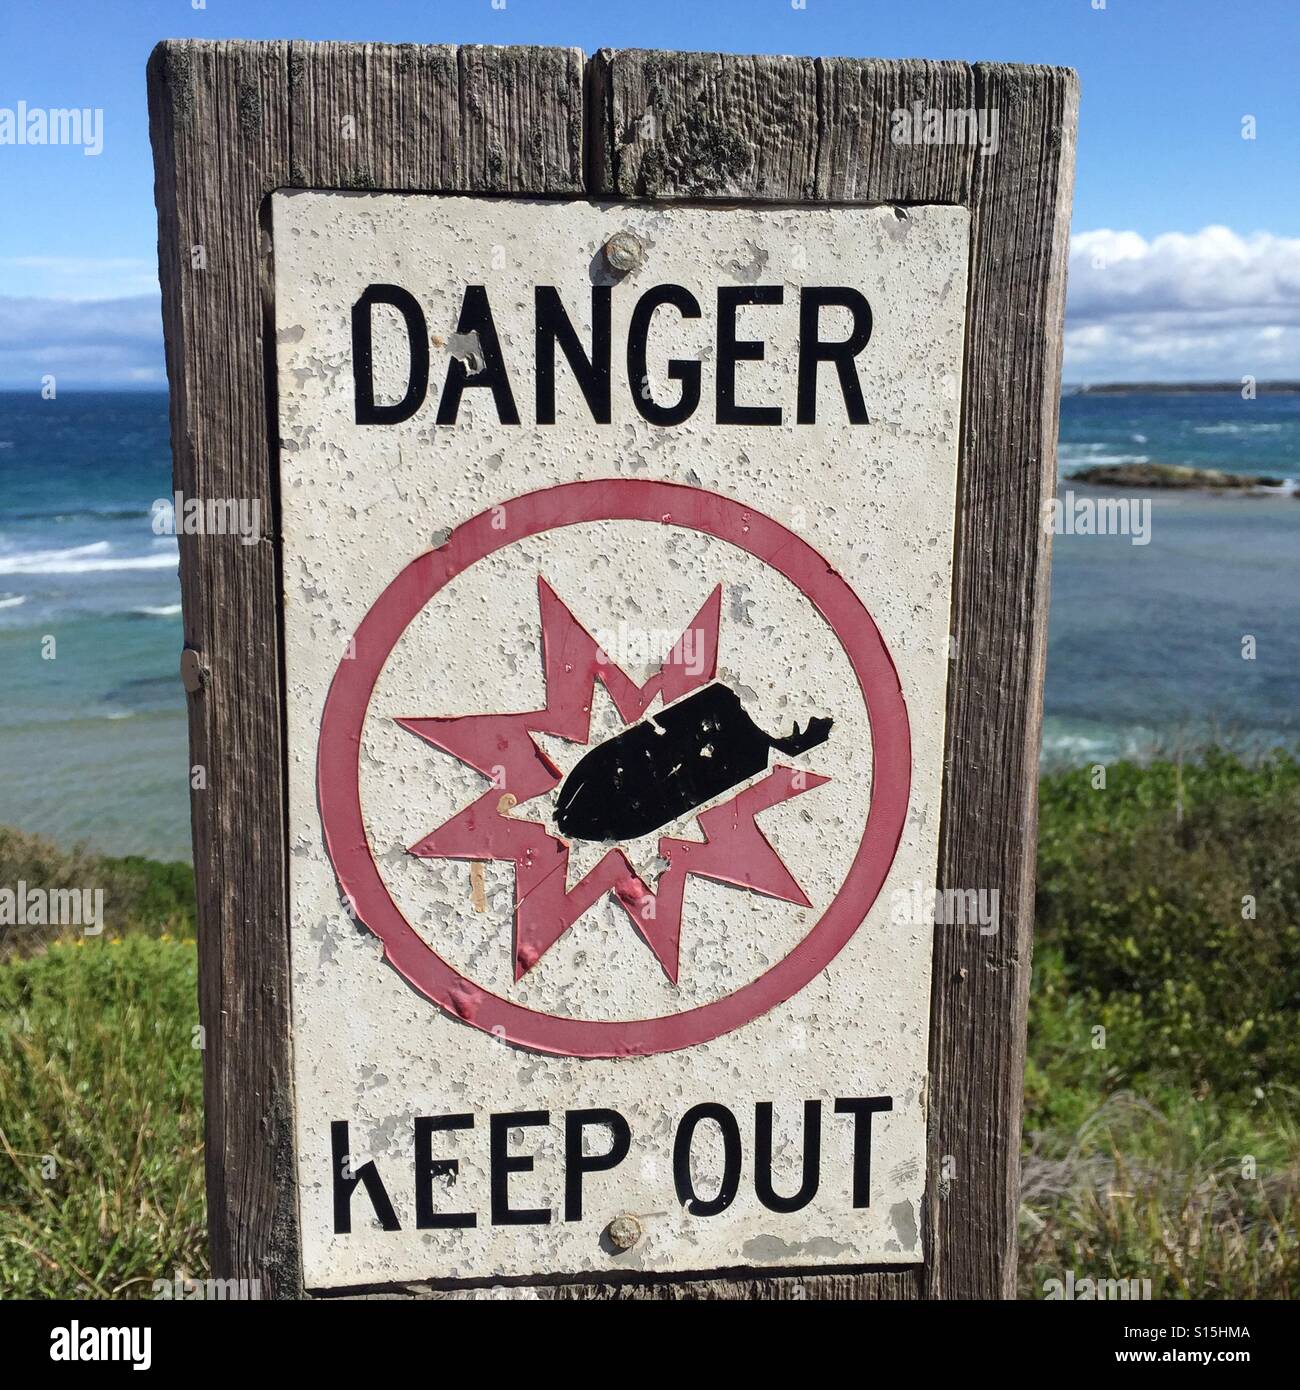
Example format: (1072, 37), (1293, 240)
(1, 753), (1297, 1297)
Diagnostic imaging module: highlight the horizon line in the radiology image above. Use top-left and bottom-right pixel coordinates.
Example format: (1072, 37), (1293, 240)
(2, 381), (1298, 396)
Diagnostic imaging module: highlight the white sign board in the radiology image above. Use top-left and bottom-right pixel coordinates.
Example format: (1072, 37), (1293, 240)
(272, 191), (969, 1289)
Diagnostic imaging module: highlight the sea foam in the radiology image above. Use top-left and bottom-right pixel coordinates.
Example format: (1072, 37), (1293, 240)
(0, 541), (179, 575)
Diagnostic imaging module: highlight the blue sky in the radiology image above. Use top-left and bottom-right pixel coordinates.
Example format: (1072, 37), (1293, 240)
(2, 0), (1298, 385)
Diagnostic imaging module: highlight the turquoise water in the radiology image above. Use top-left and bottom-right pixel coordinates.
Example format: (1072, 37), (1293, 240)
(0, 393), (188, 858)
(0, 389), (1297, 860)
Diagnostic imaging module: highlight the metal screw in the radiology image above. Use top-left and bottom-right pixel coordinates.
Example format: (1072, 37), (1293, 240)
(604, 231), (645, 275)
(606, 1213), (643, 1251)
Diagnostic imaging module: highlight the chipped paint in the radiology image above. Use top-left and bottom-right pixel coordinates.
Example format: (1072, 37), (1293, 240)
(272, 191), (969, 1288)
(444, 329), (485, 373)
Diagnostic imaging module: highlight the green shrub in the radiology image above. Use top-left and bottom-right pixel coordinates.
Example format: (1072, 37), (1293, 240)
(0, 826), (195, 959)
(1023, 751), (1300, 1298)
(1035, 751), (1300, 1096)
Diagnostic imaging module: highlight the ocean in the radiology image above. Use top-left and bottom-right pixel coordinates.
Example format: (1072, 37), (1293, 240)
(1051, 390), (1300, 766)
(1, 389), (1297, 861)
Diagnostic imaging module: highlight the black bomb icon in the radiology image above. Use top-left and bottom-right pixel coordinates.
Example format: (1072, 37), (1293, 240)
(554, 682), (834, 843)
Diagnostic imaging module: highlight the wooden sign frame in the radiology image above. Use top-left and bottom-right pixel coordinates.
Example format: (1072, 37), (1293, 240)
(148, 39), (1077, 1300)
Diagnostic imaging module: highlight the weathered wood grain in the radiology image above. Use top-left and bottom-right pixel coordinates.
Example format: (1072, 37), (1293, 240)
(456, 44), (585, 193)
(588, 48), (820, 200)
(929, 61), (1078, 1299)
(147, 38), (299, 1298)
(151, 39), (1076, 1301)
(286, 42), (584, 193)
(815, 58), (976, 203)
(286, 42), (460, 190)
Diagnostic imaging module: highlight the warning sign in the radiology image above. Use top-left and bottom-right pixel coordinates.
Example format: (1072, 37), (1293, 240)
(273, 192), (969, 1288)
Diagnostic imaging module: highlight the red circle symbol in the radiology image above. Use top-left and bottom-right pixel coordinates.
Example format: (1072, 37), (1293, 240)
(318, 480), (910, 1057)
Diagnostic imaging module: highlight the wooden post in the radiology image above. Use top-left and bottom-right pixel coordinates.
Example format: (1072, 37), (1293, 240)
(149, 40), (1076, 1300)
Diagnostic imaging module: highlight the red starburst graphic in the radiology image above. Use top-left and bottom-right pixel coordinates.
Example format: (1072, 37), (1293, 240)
(397, 578), (829, 985)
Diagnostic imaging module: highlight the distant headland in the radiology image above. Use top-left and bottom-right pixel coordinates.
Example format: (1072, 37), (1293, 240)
(1065, 381), (1300, 396)
(1067, 462), (1293, 492)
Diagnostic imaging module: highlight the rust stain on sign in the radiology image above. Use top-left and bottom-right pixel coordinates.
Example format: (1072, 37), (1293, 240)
(469, 861), (487, 914)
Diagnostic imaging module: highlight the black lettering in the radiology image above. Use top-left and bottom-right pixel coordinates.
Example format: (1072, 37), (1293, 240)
(628, 284), (702, 425)
(754, 1100), (821, 1213)
(489, 1110), (551, 1225)
(351, 284), (429, 425)
(563, 1108), (632, 1222)
(796, 287), (872, 424)
(535, 286), (612, 424)
(414, 1114), (475, 1229)
(436, 285), (521, 426)
(331, 1119), (401, 1233)
(834, 1096), (892, 1207)
(673, 1102), (741, 1217)
(716, 286), (783, 425)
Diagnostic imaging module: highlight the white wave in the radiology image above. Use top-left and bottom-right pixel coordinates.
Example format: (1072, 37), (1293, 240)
(1060, 443), (1152, 465)
(132, 603), (182, 617)
(1062, 453), (1151, 468)
(1193, 422), (1285, 435)
(0, 594), (27, 609)
(0, 540), (179, 575)
(1043, 732), (1109, 754)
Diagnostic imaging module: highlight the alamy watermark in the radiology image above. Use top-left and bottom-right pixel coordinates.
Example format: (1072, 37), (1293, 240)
(1, 102), (103, 156)
(1043, 1269), (1152, 1301)
(890, 880), (999, 935)
(0, 882), (103, 934)
(890, 103), (999, 155)
(152, 1273), (262, 1300)
(1042, 490), (1151, 546)
(49, 1323), (149, 1370)
(594, 622), (710, 678)
(152, 491), (262, 545)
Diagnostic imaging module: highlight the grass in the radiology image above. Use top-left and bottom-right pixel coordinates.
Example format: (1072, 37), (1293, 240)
(0, 935), (206, 1297)
(0, 752), (1297, 1298)
(1018, 1085), (1299, 1299)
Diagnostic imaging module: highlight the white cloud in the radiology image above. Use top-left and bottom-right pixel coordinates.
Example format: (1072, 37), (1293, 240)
(1065, 227), (1300, 382)
(0, 255), (159, 300)
(0, 294), (163, 388)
